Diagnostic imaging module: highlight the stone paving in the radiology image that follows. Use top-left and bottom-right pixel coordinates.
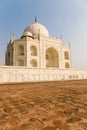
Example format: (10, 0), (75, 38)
(0, 80), (87, 130)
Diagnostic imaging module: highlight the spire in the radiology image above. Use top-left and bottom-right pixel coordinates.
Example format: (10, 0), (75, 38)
(60, 34), (63, 40)
(69, 42), (72, 67)
(35, 16), (37, 22)
(69, 42), (71, 49)
(10, 33), (15, 43)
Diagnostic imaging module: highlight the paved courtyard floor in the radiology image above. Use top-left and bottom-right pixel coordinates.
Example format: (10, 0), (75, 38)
(0, 80), (87, 130)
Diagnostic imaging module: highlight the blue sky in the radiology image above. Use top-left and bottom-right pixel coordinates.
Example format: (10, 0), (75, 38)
(0, 0), (87, 68)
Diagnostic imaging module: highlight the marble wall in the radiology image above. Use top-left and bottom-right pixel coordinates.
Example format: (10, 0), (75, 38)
(0, 66), (87, 83)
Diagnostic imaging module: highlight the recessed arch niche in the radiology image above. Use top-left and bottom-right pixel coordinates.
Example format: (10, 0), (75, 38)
(17, 59), (24, 66)
(45, 47), (59, 68)
(64, 51), (69, 59)
(30, 59), (37, 67)
(65, 62), (70, 68)
(17, 45), (24, 56)
(30, 45), (37, 56)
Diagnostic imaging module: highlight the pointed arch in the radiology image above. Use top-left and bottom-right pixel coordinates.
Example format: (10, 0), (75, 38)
(30, 59), (37, 67)
(65, 62), (70, 68)
(64, 51), (69, 59)
(45, 47), (59, 68)
(17, 45), (24, 55)
(30, 45), (37, 56)
(17, 59), (24, 66)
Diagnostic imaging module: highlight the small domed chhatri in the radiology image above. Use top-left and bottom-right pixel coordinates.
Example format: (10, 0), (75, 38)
(24, 20), (49, 37)
(23, 31), (33, 37)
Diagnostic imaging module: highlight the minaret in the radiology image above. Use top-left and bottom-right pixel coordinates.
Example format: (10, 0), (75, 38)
(10, 34), (15, 43)
(69, 42), (72, 67)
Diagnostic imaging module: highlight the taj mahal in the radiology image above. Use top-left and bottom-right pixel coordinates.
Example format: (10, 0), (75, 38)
(0, 19), (87, 83)
(5, 18), (71, 68)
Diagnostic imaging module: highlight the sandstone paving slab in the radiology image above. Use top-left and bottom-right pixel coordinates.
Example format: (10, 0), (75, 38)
(0, 80), (87, 130)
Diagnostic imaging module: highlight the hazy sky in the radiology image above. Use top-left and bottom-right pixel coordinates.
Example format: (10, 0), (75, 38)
(0, 0), (87, 68)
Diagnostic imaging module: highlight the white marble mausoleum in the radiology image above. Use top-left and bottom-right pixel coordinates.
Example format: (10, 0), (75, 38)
(0, 19), (87, 83)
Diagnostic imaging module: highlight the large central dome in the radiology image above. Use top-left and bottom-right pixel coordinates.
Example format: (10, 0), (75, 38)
(24, 21), (49, 37)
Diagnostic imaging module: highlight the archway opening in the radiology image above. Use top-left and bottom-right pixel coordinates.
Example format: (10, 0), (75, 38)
(18, 45), (24, 55)
(30, 59), (37, 67)
(45, 47), (59, 68)
(17, 59), (24, 66)
(64, 51), (69, 59)
(65, 62), (70, 68)
(30, 45), (37, 56)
